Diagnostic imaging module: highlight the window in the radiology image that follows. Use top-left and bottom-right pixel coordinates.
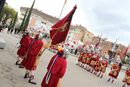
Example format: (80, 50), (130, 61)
(21, 13), (24, 16)
(20, 18), (23, 21)
(87, 34), (89, 36)
(86, 38), (88, 41)
(41, 21), (46, 24)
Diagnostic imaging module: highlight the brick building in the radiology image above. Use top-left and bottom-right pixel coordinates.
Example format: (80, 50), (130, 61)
(66, 25), (94, 43)
(85, 36), (126, 60)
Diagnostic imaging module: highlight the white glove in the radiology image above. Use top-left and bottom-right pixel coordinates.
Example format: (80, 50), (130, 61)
(101, 65), (103, 68)
(126, 77), (128, 79)
(112, 69), (114, 71)
(87, 58), (89, 60)
(94, 63), (96, 65)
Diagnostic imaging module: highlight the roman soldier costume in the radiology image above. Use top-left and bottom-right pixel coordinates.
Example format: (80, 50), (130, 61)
(108, 60), (120, 83)
(94, 57), (102, 75)
(21, 34), (51, 85)
(77, 49), (85, 66)
(122, 67), (130, 87)
(15, 30), (31, 66)
(41, 47), (67, 87)
(97, 52), (108, 78)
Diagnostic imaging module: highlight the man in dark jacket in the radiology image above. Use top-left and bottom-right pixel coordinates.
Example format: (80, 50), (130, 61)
(10, 28), (14, 34)
(7, 26), (11, 33)
(0, 24), (2, 32)
(14, 27), (17, 34)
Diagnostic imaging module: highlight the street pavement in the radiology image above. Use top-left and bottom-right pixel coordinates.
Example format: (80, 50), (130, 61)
(0, 29), (126, 87)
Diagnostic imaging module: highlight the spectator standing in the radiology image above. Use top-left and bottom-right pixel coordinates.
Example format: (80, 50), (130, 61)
(7, 26), (11, 33)
(0, 23), (2, 32)
(14, 27), (18, 34)
(10, 28), (14, 34)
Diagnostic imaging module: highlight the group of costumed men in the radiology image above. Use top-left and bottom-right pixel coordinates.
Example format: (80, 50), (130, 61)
(77, 47), (129, 83)
(15, 27), (68, 87)
(77, 48), (109, 79)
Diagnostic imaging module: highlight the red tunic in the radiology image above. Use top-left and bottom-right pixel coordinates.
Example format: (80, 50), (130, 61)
(41, 54), (67, 87)
(109, 64), (119, 78)
(21, 39), (43, 71)
(17, 35), (31, 57)
(78, 51), (84, 62)
(89, 58), (96, 67)
(30, 38), (34, 43)
(96, 55), (100, 62)
(94, 61), (101, 72)
(100, 60), (108, 72)
(122, 70), (130, 85)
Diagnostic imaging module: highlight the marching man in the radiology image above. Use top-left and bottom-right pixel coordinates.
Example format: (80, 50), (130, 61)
(94, 57), (102, 75)
(86, 49), (94, 71)
(84, 49), (90, 69)
(107, 60), (120, 83)
(77, 49), (85, 66)
(81, 52), (87, 68)
(122, 67), (130, 87)
(15, 30), (31, 67)
(86, 53), (92, 71)
(41, 47), (67, 87)
(89, 55), (97, 73)
(98, 54), (108, 78)
(21, 34), (51, 85)
(92, 49), (100, 74)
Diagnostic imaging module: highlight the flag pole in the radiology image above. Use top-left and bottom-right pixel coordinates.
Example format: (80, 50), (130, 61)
(58, 0), (66, 20)
(113, 29), (117, 39)
(41, 0), (67, 54)
(109, 39), (117, 64)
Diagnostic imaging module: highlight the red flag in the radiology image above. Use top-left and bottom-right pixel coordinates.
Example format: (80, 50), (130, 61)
(124, 45), (130, 56)
(95, 34), (102, 48)
(50, 5), (77, 45)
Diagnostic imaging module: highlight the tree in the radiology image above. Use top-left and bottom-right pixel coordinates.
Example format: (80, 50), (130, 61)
(0, 0), (5, 15)
(80, 32), (85, 42)
(20, 8), (28, 31)
(23, 0), (35, 30)
(0, 6), (17, 25)
(11, 12), (18, 28)
(10, 19), (13, 27)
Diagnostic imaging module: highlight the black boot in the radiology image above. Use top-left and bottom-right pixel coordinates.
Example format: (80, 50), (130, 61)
(15, 61), (20, 65)
(28, 75), (37, 85)
(19, 65), (24, 68)
(24, 73), (29, 78)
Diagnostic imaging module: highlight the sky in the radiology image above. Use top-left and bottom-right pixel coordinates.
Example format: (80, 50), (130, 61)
(6, 0), (130, 46)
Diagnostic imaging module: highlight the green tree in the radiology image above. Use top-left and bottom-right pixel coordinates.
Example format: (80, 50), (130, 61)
(80, 32), (85, 42)
(0, 6), (17, 25)
(10, 19), (13, 27)
(11, 12), (18, 28)
(23, 0), (35, 30)
(20, 8), (28, 31)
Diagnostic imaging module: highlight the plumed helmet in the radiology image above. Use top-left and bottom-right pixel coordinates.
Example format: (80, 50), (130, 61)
(99, 57), (102, 61)
(93, 55), (96, 58)
(117, 54), (120, 58)
(116, 60), (120, 63)
(105, 55), (109, 60)
(63, 48), (70, 59)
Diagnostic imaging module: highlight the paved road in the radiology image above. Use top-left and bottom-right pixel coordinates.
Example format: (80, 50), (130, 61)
(0, 30), (125, 87)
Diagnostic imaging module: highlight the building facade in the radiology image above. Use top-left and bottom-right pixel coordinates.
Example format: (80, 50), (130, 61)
(85, 36), (126, 60)
(66, 25), (94, 43)
(20, 7), (94, 44)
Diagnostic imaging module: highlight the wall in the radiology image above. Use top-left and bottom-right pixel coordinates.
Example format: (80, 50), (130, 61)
(29, 17), (37, 27)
